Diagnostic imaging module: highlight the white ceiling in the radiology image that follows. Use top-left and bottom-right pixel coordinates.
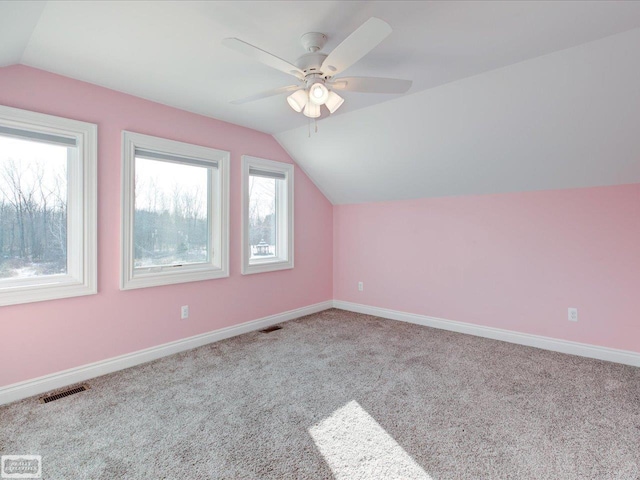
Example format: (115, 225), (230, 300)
(2, 1), (640, 203)
(276, 27), (640, 203)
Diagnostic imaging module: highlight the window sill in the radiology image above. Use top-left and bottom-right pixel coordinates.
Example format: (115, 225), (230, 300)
(0, 276), (97, 306)
(121, 265), (229, 290)
(241, 259), (294, 275)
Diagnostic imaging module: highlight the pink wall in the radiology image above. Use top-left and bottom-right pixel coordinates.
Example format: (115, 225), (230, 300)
(2, 65), (637, 389)
(334, 184), (640, 353)
(0, 65), (333, 387)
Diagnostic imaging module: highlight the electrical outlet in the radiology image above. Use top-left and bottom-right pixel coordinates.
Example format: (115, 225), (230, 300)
(181, 305), (189, 319)
(568, 307), (578, 322)
(358, 281), (364, 292)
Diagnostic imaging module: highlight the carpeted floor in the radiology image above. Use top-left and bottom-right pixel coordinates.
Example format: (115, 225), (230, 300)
(1, 308), (639, 479)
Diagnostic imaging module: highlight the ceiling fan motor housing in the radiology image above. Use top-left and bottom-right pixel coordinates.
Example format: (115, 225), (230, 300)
(300, 32), (327, 52)
(295, 52), (329, 77)
(297, 32), (331, 78)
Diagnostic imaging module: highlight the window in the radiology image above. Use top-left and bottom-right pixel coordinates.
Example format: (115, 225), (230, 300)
(0, 105), (97, 306)
(241, 155), (293, 275)
(121, 132), (229, 289)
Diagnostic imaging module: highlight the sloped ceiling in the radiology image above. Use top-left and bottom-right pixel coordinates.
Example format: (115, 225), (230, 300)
(1, 1), (640, 203)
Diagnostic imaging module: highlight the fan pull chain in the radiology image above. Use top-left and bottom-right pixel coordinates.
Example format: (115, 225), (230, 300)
(307, 116), (319, 138)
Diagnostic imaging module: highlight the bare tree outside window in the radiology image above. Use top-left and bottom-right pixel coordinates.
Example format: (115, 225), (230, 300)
(0, 136), (68, 279)
(134, 158), (209, 268)
(248, 175), (277, 259)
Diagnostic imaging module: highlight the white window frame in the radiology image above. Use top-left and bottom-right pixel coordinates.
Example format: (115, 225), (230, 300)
(241, 155), (294, 275)
(0, 105), (97, 306)
(121, 131), (229, 290)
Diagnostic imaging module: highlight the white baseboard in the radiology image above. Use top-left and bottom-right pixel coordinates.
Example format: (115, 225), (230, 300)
(333, 300), (640, 368)
(0, 300), (333, 406)
(4, 299), (637, 406)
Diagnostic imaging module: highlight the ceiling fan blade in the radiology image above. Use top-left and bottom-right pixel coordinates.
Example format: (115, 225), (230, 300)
(222, 38), (305, 79)
(230, 85), (301, 105)
(321, 17), (392, 76)
(330, 76), (412, 94)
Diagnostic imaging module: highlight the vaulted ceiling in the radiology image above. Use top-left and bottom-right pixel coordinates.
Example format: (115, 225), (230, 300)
(2, 1), (640, 203)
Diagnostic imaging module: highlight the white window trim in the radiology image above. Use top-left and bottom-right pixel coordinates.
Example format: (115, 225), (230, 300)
(0, 105), (97, 306)
(241, 155), (294, 275)
(121, 131), (229, 290)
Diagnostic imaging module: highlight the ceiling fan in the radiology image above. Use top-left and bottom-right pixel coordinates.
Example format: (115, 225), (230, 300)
(222, 17), (412, 118)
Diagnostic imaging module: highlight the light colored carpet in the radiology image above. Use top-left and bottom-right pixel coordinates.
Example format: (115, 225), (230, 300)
(1, 308), (639, 479)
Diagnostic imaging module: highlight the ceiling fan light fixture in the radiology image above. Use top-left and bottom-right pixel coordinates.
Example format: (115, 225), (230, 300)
(325, 91), (344, 114)
(286, 89), (308, 113)
(309, 82), (329, 105)
(303, 101), (321, 118)
(224, 17), (413, 127)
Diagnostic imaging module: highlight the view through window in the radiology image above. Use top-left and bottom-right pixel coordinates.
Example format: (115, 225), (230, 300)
(0, 135), (69, 280)
(248, 174), (277, 260)
(134, 157), (210, 269)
